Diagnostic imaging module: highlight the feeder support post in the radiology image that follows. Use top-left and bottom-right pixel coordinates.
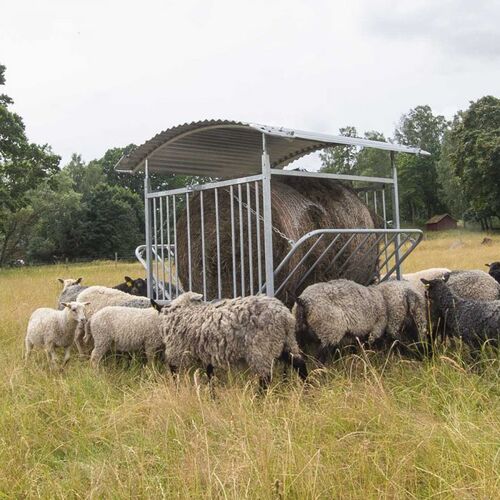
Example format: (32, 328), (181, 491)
(261, 133), (274, 296)
(144, 158), (154, 298)
(391, 151), (402, 279)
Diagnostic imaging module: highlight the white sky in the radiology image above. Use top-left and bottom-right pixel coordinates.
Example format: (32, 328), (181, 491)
(1, 0), (499, 166)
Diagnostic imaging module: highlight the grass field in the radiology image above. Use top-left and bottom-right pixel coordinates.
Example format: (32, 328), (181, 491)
(1, 231), (499, 498)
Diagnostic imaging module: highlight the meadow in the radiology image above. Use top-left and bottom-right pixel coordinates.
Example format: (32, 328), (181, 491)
(0, 231), (499, 498)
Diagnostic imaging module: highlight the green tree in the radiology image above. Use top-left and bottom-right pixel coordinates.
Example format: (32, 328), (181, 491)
(27, 171), (87, 261)
(82, 184), (144, 258)
(436, 124), (467, 219)
(394, 105), (449, 223)
(450, 96), (500, 229)
(356, 131), (392, 178)
(320, 126), (358, 174)
(0, 64), (60, 265)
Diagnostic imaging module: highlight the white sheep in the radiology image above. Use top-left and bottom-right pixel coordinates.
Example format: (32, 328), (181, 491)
(25, 301), (89, 367)
(389, 268), (451, 295)
(75, 286), (150, 353)
(88, 306), (162, 366)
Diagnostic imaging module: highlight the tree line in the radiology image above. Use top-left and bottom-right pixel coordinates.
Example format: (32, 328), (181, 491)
(320, 98), (500, 229)
(1, 63), (499, 265)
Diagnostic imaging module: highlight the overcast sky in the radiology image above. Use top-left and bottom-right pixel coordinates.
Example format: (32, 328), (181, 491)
(1, 0), (499, 166)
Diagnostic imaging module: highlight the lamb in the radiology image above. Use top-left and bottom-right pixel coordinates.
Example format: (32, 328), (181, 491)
(75, 286), (150, 352)
(447, 270), (500, 301)
(57, 277), (88, 309)
(154, 292), (308, 388)
(88, 306), (163, 366)
(25, 301), (89, 367)
(113, 276), (148, 296)
(422, 274), (500, 349)
(375, 280), (427, 344)
(294, 279), (387, 362)
(485, 262), (500, 285)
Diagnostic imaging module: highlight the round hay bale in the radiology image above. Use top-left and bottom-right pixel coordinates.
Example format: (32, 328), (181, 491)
(175, 179), (377, 304)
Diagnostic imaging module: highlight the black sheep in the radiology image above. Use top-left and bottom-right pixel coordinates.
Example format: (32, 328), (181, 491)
(421, 273), (500, 350)
(485, 262), (500, 285)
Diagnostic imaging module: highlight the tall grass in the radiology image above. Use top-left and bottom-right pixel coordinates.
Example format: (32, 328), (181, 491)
(0, 232), (499, 498)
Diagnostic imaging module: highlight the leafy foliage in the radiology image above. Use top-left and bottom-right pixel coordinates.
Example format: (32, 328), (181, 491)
(450, 96), (500, 228)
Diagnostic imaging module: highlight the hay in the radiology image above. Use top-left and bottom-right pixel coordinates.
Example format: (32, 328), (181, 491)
(175, 179), (378, 304)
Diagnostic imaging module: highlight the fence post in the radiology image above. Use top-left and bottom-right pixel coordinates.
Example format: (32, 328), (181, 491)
(261, 133), (274, 296)
(144, 158), (154, 298)
(391, 152), (402, 279)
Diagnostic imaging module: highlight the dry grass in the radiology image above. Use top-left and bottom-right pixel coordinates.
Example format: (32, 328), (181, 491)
(0, 232), (499, 498)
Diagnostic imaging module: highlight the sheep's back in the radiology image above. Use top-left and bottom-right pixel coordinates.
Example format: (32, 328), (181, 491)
(448, 270), (500, 301)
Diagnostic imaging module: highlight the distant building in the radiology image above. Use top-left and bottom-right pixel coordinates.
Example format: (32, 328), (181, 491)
(425, 214), (458, 231)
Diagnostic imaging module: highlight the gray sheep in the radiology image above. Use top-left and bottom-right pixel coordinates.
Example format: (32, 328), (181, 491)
(447, 270), (500, 301)
(25, 301), (89, 367)
(376, 280), (427, 344)
(88, 306), (163, 366)
(57, 277), (88, 310)
(422, 274), (500, 350)
(154, 292), (307, 389)
(294, 279), (387, 362)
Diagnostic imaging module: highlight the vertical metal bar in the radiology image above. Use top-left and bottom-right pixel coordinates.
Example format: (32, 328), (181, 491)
(230, 185), (237, 298)
(373, 190), (378, 216)
(200, 190), (207, 300)
(173, 195), (179, 297)
(255, 181), (263, 292)
(215, 188), (222, 300)
(391, 152), (402, 279)
(382, 189), (389, 275)
(159, 197), (166, 300)
(153, 197), (159, 300)
(144, 159), (154, 299)
(238, 184), (246, 296)
(186, 192), (192, 290)
(246, 183), (254, 295)
(166, 196), (172, 299)
(261, 134), (274, 296)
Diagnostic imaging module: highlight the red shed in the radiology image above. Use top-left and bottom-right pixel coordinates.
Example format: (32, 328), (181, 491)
(425, 214), (458, 231)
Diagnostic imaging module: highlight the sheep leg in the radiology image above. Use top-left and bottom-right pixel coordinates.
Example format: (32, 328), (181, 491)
(259, 375), (271, 392)
(90, 340), (111, 367)
(24, 338), (33, 361)
(279, 351), (308, 381)
(62, 346), (72, 367)
(368, 320), (386, 344)
(46, 342), (58, 367)
(145, 345), (157, 365)
(206, 364), (214, 381)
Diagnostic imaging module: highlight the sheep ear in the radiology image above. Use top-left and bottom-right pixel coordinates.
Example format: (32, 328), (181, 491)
(192, 293), (203, 302)
(125, 276), (133, 287)
(61, 302), (69, 308)
(485, 263), (491, 267)
(150, 299), (162, 312)
(76, 277), (83, 284)
(443, 272), (450, 283)
(58, 278), (64, 284)
(420, 279), (430, 287)
(82, 301), (90, 306)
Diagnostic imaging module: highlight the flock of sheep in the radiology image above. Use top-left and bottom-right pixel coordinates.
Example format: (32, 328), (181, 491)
(25, 262), (500, 389)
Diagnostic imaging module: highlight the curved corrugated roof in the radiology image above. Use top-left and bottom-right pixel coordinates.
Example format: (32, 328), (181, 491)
(115, 119), (430, 177)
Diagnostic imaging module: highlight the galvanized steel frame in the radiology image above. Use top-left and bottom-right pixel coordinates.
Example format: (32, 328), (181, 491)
(141, 130), (421, 300)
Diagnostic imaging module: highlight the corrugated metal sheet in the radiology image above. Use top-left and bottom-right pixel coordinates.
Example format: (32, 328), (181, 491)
(115, 119), (430, 177)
